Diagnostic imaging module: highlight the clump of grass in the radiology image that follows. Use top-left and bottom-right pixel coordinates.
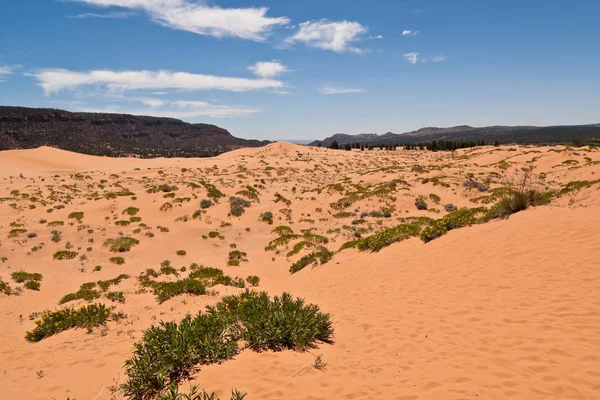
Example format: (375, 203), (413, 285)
(110, 257), (125, 265)
(59, 287), (101, 304)
(47, 221), (64, 227)
(259, 211), (274, 224)
(104, 237), (140, 252)
(53, 251), (78, 260)
(115, 220), (132, 226)
(200, 199), (213, 209)
(123, 290), (332, 399)
(245, 275), (260, 287)
(274, 193), (291, 206)
(106, 291), (125, 303)
(289, 248), (333, 274)
(176, 250), (187, 256)
(1, 278), (13, 295)
(51, 230), (62, 242)
(11, 271), (43, 283)
(8, 228), (27, 238)
(414, 196), (428, 210)
(151, 279), (207, 304)
(350, 223), (422, 252)
(25, 281), (41, 291)
(25, 303), (112, 342)
(420, 208), (486, 243)
(158, 386), (247, 400)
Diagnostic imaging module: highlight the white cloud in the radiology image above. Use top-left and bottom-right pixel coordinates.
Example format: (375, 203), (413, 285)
(369, 35), (384, 39)
(81, 100), (261, 118)
(320, 85), (364, 95)
(402, 30), (418, 36)
(137, 97), (166, 107)
(403, 53), (445, 64)
(248, 61), (290, 79)
(65, 11), (135, 19)
(286, 20), (367, 53)
(29, 68), (284, 94)
(64, 0), (289, 41)
(0, 65), (19, 82)
(403, 52), (419, 64)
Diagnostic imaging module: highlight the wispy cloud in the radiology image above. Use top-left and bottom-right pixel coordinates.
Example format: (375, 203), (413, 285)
(403, 53), (445, 64)
(63, 0), (289, 41)
(0, 64), (20, 82)
(28, 68), (285, 94)
(320, 85), (364, 95)
(401, 30), (418, 37)
(248, 60), (290, 79)
(286, 19), (367, 53)
(65, 11), (135, 19)
(369, 35), (384, 39)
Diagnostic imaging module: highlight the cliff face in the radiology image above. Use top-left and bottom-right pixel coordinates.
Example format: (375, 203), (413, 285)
(0, 106), (269, 157)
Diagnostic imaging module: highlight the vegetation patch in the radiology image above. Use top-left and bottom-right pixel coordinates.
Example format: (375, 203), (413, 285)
(53, 251), (78, 260)
(104, 236), (140, 252)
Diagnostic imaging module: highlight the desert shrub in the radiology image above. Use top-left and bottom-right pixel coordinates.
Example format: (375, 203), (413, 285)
(97, 274), (130, 291)
(122, 313), (239, 400)
(157, 386), (247, 400)
(106, 291), (125, 303)
(104, 237), (140, 252)
(123, 207), (140, 216)
(227, 259), (240, 267)
(487, 190), (552, 220)
(59, 287), (101, 304)
(414, 196), (428, 210)
(27, 232), (38, 239)
(0, 278), (11, 295)
(176, 250), (187, 256)
(8, 229), (27, 238)
(354, 223), (421, 252)
(53, 251), (78, 260)
(229, 197), (251, 217)
(25, 303), (112, 342)
(260, 211), (273, 224)
(444, 203), (458, 212)
(51, 230), (62, 242)
(11, 271), (43, 283)
(208, 231), (220, 238)
(110, 256), (125, 265)
(464, 179), (489, 192)
(245, 276), (260, 287)
(289, 249), (333, 274)
(429, 194), (441, 204)
(123, 290), (332, 399)
(420, 208), (486, 243)
(152, 279), (207, 304)
(68, 212), (84, 221)
(200, 199), (213, 209)
(130, 217), (142, 222)
(48, 221), (64, 227)
(116, 220), (132, 226)
(25, 281), (41, 291)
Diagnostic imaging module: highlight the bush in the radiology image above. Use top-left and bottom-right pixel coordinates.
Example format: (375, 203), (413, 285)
(200, 199), (213, 209)
(25, 303), (112, 342)
(354, 223), (421, 252)
(11, 271), (43, 283)
(123, 290), (333, 399)
(246, 275), (260, 287)
(444, 203), (458, 212)
(0, 278), (11, 295)
(53, 251), (78, 260)
(110, 256), (125, 265)
(420, 208), (486, 243)
(152, 279), (207, 304)
(176, 250), (187, 256)
(229, 197), (251, 217)
(25, 280), (41, 291)
(59, 287), (101, 304)
(104, 237), (140, 252)
(289, 249), (333, 274)
(157, 386), (247, 400)
(414, 196), (428, 210)
(123, 207), (140, 216)
(260, 211), (274, 224)
(68, 212), (84, 221)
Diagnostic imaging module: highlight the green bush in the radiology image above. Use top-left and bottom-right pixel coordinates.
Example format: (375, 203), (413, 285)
(355, 223), (421, 252)
(0, 278), (11, 295)
(245, 275), (260, 287)
(11, 271), (43, 283)
(110, 256), (125, 265)
(200, 199), (213, 209)
(104, 237), (140, 252)
(59, 287), (101, 304)
(176, 250), (187, 256)
(157, 386), (247, 400)
(123, 207), (140, 216)
(68, 212), (84, 221)
(289, 249), (333, 274)
(25, 280), (41, 291)
(123, 290), (333, 399)
(53, 251), (78, 260)
(414, 196), (428, 210)
(260, 211), (273, 224)
(420, 208), (486, 243)
(152, 279), (207, 304)
(25, 303), (112, 342)
(229, 197), (251, 217)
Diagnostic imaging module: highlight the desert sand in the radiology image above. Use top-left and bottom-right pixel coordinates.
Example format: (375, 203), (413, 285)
(1, 143), (599, 399)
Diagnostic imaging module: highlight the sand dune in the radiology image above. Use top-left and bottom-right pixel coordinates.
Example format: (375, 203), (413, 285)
(1, 143), (599, 399)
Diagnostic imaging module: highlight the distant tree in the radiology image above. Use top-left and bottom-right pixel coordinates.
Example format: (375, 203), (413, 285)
(330, 140), (339, 150)
(318, 143), (322, 148)
(344, 143), (352, 151)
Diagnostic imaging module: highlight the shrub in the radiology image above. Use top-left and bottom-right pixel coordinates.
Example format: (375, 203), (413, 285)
(59, 287), (101, 304)
(355, 223), (421, 252)
(260, 211), (274, 224)
(110, 257), (125, 265)
(51, 230), (62, 242)
(0, 278), (11, 295)
(25, 303), (112, 342)
(115, 220), (132, 226)
(47, 221), (64, 227)
(8, 229), (27, 238)
(414, 196), (428, 210)
(229, 197), (251, 217)
(11, 271), (43, 283)
(245, 276), (260, 287)
(152, 279), (207, 304)
(25, 281), (41, 291)
(53, 251), (78, 260)
(420, 208), (486, 243)
(123, 207), (140, 216)
(176, 250), (187, 256)
(200, 199), (213, 209)
(106, 291), (125, 303)
(289, 249), (333, 274)
(429, 194), (441, 204)
(123, 290), (332, 399)
(157, 386), (247, 400)
(444, 203), (458, 212)
(104, 237), (140, 252)
(68, 212), (84, 221)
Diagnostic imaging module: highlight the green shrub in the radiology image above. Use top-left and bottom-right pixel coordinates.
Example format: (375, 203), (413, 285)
(176, 250), (187, 256)
(245, 276), (260, 287)
(47, 220), (64, 227)
(68, 212), (84, 221)
(152, 279), (207, 304)
(229, 197), (251, 217)
(429, 194), (441, 204)
(59, 287), (101, 304)
(0, 278), (11, 295)
(157, 386), (247, 400)
(110, 257), (125, 265)
(260, 211), (273, 224)
(123, 207), (140, 216)
(25, 280), (41, 291)
(11, 271), (43, 283)
(53, 251), (78, 260)
(200, 199), (213, 209)
(289, 249), (333, 274)
(414, 196), (428, 210)
(116, 220), (132, 226)
(355, 223), (421, 252)
(420, 208), (486, 243)
(123, 290), (332, 399)
(106, 291), (125, 303)
(104, 237), (140, 252)
(25, 303), (112, 342)
(8, 229), (27, 238)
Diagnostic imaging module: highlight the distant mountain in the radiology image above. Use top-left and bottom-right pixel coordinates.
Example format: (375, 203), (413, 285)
(0, 106), (269, 158)
(309, 124), (600, 147)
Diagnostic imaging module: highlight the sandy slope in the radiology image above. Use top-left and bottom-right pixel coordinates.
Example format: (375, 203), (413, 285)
(1, 143), (599, 399)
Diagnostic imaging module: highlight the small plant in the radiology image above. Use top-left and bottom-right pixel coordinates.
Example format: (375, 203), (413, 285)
(229, 197), (251, 217)
(1, 278), (12, 295)
(110, 257), (125, 265)
(245, 275), (260, 287)
(25, 281), (41, 291)
(25, 303), (112, 342)
(123, 207), (140, 216)
(176, 250), (187, 256)
(312, 354), (327, 371)
(53, 251), (79, 260)
(259, 211), (274, 224)
(104, 237), (140, 252)
(414, 196), (428, 210)
(11, 271), (43, 283)
(200, 199), (213, 209)
(68, 212), (85, 221)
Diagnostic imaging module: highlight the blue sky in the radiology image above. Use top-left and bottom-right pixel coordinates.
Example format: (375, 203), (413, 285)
(0, 0), (599, 141)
